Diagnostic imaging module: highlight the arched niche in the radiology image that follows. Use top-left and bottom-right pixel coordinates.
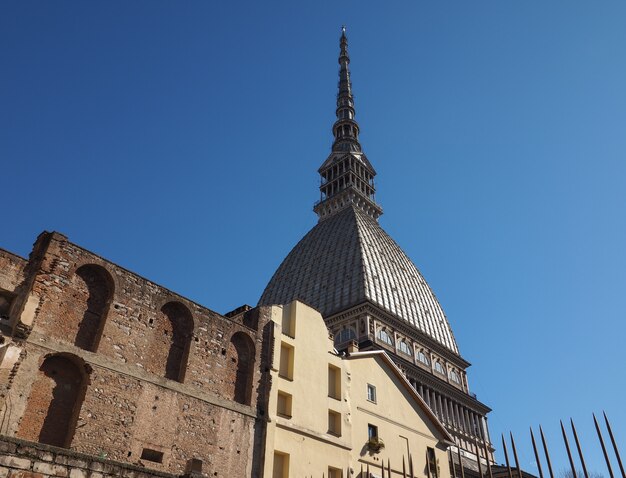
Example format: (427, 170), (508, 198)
(227, 332), (256, 405)
(148, 301), (194, 382)
(73, 264), (114, 352)
(19, 354), (89, 447)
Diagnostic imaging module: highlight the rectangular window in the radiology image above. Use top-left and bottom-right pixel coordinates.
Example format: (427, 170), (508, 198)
(277, 391), (292, 418)
(272, 451), (289, 478)
(328, 365), (341, 400)
(140, 448), (163, 463)
(279, 342), (294, 380)
(282, 309), (295, 338)
(427, 447), (438, 478)
(328, 467), (343, 478)
(328, 410), (342, 436)
(367, 383), (377, 403)
(368, 423), (378, 439)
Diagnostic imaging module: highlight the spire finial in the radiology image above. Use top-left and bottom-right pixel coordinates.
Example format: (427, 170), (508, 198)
(313, 28), (383, 222)
(332, 26), (361, 153)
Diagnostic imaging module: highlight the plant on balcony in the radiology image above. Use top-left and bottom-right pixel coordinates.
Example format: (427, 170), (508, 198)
(366, 436), (385, 453)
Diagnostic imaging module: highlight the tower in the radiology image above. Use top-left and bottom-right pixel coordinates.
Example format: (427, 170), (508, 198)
(259, 28), (493, 472)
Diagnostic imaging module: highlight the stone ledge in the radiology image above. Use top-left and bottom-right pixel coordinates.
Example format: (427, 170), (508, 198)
(0, 435), (176, 478)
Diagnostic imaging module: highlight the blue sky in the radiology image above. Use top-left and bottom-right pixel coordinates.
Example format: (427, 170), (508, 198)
(2, 1), (625, 475)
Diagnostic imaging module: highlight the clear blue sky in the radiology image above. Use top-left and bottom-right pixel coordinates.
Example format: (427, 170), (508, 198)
(2, 2), (625, 475)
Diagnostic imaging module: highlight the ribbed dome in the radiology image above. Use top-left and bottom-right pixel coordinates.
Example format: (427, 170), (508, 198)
(259, 206), (459, 354)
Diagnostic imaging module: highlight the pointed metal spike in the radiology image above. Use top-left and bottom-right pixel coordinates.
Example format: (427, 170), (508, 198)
(457, 446), (466, 478)
(388, 458), (391, 477)
(593, 414), (614, 478)
(502, 434), (514, 478)
(410, 453), (415, 478)
(449, 449), (457, 478)
(475, 438), (484, 478)
(530, 427), (545, 478)
(570, 418), (589, 478)
(604, 411), (626, 478)
(403, 455), (407, 478)
(540, 425), (555, 478)
(561, 420), (578, 478)
(483, 438), (494, 478)
(511, 432), (523, 478)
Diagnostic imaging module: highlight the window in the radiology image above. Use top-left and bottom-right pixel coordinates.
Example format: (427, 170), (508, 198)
(368, 423), (378, 439)
(328, 365), (341, 400)
(434, 361), (446, 375)
(141, 448), (164, 464)
(417, 349), (430, 366)
(282, 310), (295, 338)
(367, 384), (377, 403)
(328, 410), (342, 436)
(277, 391), (292, 418)
(272, 451), (289, 478)
(334, 328), (356, 345)
(376, 329), (393, 346)
(427, 447), (439, 478)
(398, 341), (412, 356)
(279, 342), (294, 380)
(449, 369), (461, 385)
(328, 467), (343, 478)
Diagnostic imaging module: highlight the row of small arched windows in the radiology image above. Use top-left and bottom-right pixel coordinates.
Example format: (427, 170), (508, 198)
(375, 327), (462, 386)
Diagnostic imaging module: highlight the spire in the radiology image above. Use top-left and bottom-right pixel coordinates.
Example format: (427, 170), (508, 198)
(313, 27), (383, 222)
(332, 26), (362, 153)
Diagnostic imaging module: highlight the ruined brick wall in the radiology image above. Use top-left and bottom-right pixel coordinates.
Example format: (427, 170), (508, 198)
(0, 435), (178, 478)
(0, 232), (272, 477)
(0, 249), (26, 294)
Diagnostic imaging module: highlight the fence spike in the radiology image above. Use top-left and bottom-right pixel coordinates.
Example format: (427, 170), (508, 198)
(540, 425), (555, 478)
(403, 455), (407, 478)
(388, 459), (392, 478)
(449, 449), (456, 478)
(530, 427), (545, 478)
(604, 411), (626, 478)
(593, 414), (614, 478)
(561, 420), (578, 478)
(457, 446), (466, 478)
(475, 438), (484, 478)
(483, 436), (494, 478)
(570, 418), (589, 478)
(511, 432), (523, 478)
(409, 453), (415, 478)
(502, 434), (514, 478)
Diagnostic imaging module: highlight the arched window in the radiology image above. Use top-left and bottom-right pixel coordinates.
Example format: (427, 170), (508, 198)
(434, 361), (446, 375)
(19, 354), (88, 448)
(449, 369), (461, 384)
(376, 329), (394, 346)
(227, 332), (256, 405)
(334, 328), (356, 345)
(417, 350), (430, 366)
(397, 341), (412, 356)
(73, 265), (114, 351)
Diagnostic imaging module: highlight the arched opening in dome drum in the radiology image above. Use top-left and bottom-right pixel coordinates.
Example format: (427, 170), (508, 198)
(334, 328), (356, 346)
(376, 329), (393, 346)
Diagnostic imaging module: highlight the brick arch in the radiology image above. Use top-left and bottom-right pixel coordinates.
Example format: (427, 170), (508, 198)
(72, 264), (114, 351)
(19, 354), (89, 448)
(147, 301), (194, 382)
(226, 332), (256, 405)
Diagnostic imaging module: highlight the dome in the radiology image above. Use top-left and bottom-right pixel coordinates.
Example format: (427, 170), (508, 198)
(259, 205), (459, 354)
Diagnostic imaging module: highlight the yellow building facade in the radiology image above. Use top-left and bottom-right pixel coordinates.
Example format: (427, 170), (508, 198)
(264, 301), (455, 478)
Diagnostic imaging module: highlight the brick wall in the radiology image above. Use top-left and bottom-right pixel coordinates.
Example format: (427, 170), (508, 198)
(0, 435), (178, 478)
(0, 232), (273, 477)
